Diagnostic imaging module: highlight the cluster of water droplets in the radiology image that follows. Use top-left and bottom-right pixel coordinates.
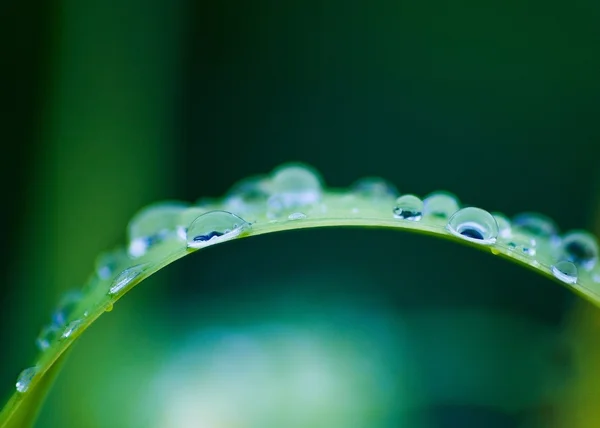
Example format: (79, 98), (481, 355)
(15, 162), (600, 396)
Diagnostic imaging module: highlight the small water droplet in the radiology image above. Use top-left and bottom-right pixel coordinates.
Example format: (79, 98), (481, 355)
(560, 231), (599, 271)
(51, 290), (83, 327)
(108, 264), (147, 296)
(352, 177), (398, 199)
(105, 302), (114, 312)
(61, 319), (83, 339)
(186, 210), (249, 249)
(552, 261), (578, 284)
(288, 212), (307, 220)
(447, 207), (499, 245)
(491, 213), (512, 239)
(393, 195), (423, 221)
(271, 163), (322, 205)
(127, 202), (188, 257)
(266, 164), (322, 219)
(95, 251), (124, 281)
(513, 213), (559, 243)
(36, 325), (60, 351)
(224, 175), (271, 215)
(16, 366), (38, 393)
(423, 191), (460, 218)
(506, 233), (537, 257)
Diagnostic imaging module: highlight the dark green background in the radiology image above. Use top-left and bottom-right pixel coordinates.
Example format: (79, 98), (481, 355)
(1, 1), (599, 426)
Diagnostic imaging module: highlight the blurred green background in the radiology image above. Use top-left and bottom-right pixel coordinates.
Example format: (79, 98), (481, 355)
(2, 0), (600, 427)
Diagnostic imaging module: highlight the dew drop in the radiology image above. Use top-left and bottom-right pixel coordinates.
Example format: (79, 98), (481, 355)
(288, 212), (307, 220)
(492, 213), (512, 239)
(51, 290), (83, 327)
(186, 210), (249, 249)
(61, 319), (83, 339)
(127, 201), (188, 257)
(513, 213), (559, 242)
(552, 261), (578, 284)
(447, 207), (499, 245)
(36, 325), (60, 351)
(224, 175), (271, 215)
(270, 163), (322, 205)
(108, 264), (147, 296)
(16, 366), (38, 393)
(506, 233), (537, 257)
(560, 231), (599, 271)
(423, 191), (460, 218)
(95, 251), (124, 280)
(352, 177), (398, 199)
(393, 195), (423, 221)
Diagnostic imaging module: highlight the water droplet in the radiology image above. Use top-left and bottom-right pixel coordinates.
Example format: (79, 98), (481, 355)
(105, 302), (114, 312)
(513, 213), (559, 242)
(186, 210), (249, 249)
(51, 290), (83, 327)
(95, 250), (125, 280)
(36, 325), (60, 351)
(108, 264), (147, 296)
(560, 231), (599, 271)
(288, 212), (307, 220)
(61, 319), (83, 339)
(506, 233), (537, 257)
(224, 175), (271, 215)
(393, 195), (423, 221)
(423, 191), (460, 218)
(16, 367), (38, 393)
(266, 164), (321, 220)
(127, 202), (188, 257)
(447, 207), (499, 245)
(352, 177), (398, 199)
(552, 261), (578, 284)
(492, 213), (512, 239)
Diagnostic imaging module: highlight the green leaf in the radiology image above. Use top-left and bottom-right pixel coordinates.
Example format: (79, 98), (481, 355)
(2, 162), (599, 427)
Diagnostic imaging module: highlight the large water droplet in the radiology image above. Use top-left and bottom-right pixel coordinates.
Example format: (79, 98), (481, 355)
(352, 177), (398, 199)
(513, 213), (559, 242)
(51, 290), (83, 327)
(36, 325), (60, 351)
(61, 319), (83, 339)
(127, 201), (188, 257)
(492, 213), (512, 239)
(447, 207), (499, 245)
(560, 231), (599, 271)
(393, 195), (423, 221)
(16, 366), (38, 393)
(552, 261), (578, 284)
(186, 210), (249, 249)
(108, 264), (147, 296)
(423, 191), (460, 219)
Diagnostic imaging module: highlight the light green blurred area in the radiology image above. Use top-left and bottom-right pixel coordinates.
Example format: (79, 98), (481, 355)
(5, 0), (600, 426)
(38, 269), (569, 427)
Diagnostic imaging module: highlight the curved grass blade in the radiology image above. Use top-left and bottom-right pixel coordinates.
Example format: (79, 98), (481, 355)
(2, 162), (599, 427)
